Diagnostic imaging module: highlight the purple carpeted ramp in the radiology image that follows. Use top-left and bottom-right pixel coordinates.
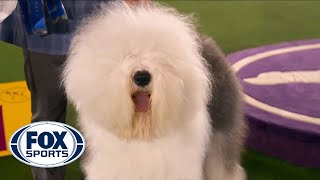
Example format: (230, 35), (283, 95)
(227, 39), (320, 168)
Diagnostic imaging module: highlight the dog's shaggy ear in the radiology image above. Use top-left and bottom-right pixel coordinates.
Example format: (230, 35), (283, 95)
(199, 34), (246, 132)
(199, 34), (227, 67)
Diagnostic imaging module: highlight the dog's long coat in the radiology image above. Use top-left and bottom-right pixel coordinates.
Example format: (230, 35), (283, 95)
(63, 2), (247, 180)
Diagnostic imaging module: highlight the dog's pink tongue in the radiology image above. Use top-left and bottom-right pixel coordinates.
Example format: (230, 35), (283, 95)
(134, 93), (150, 112)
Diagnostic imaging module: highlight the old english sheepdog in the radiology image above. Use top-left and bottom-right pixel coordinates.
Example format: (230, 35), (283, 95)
(63, 2), (247, 180)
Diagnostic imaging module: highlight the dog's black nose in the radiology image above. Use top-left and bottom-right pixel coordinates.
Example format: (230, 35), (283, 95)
(133, 70), (151, 87)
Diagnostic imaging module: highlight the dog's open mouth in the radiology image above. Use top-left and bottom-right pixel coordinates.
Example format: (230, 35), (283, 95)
(132, 92), (151, 112)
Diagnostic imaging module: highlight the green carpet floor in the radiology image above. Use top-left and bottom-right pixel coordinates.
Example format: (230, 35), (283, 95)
(0, 1), (320, 179)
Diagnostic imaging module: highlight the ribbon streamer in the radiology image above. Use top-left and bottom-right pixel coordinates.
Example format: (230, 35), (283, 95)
(19, 0), (68, 35)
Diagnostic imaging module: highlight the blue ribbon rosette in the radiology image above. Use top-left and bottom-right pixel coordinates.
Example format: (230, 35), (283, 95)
(19, 0), (68, 35)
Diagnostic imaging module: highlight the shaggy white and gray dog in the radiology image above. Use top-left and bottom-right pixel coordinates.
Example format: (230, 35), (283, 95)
(63, 2), (247, 180)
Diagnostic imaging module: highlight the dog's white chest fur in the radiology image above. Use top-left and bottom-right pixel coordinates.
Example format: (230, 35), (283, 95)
(82, 110), (210, 180)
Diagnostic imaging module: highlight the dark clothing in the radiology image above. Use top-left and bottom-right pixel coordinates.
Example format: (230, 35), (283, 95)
(23, 50), (67, 180)
(31, 167), (66, 180)
(23, 50), (67, 123)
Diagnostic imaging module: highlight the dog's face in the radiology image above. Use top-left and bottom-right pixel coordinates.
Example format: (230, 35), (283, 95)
(63, 2), (212, 140)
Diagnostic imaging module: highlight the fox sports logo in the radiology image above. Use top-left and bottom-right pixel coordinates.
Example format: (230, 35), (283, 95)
(9, 121), (85, 168)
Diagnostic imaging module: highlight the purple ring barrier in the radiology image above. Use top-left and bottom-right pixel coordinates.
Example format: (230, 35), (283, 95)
(227, 39), (320, 168)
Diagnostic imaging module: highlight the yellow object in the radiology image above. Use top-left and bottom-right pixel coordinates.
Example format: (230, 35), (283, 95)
(0, 81), (31, 157)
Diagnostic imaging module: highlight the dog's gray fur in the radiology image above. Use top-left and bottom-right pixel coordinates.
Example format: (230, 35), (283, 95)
(200, 34), (247, 179)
